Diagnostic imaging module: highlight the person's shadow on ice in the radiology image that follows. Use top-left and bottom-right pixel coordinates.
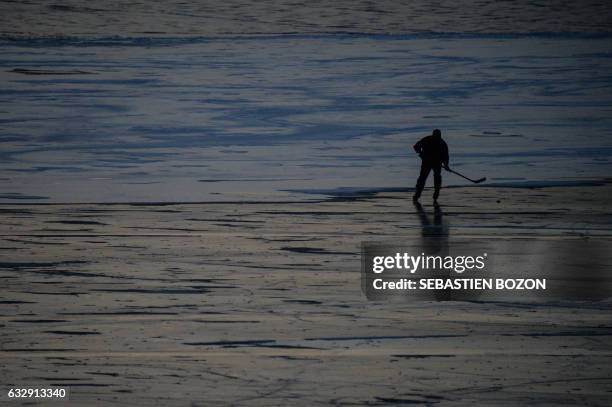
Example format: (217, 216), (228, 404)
(414, 201), (448, 237)
(414, 202), (451, 300)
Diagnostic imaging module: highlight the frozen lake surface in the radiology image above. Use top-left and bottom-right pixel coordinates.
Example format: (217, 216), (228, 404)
(3, 0), (612, 36)
(1, 184), (611, 405)
(1, 3), (612, 202)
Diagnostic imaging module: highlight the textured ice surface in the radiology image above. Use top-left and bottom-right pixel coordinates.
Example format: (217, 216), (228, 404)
(2, 0), (612, 36)
(1, 34), (611, 201)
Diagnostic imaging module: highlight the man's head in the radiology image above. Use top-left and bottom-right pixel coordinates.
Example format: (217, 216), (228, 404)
(432, 129), (442, 138)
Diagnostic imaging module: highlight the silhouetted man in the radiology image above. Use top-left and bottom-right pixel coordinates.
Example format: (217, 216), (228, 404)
(413, 129), (449, 203)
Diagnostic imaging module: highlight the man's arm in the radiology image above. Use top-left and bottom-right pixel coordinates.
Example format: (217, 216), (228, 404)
(413, 138), (424, 155)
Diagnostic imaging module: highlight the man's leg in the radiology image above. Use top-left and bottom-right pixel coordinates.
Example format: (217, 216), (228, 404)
(433, 164), (442, 201)
(414, 161), (431, 201)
